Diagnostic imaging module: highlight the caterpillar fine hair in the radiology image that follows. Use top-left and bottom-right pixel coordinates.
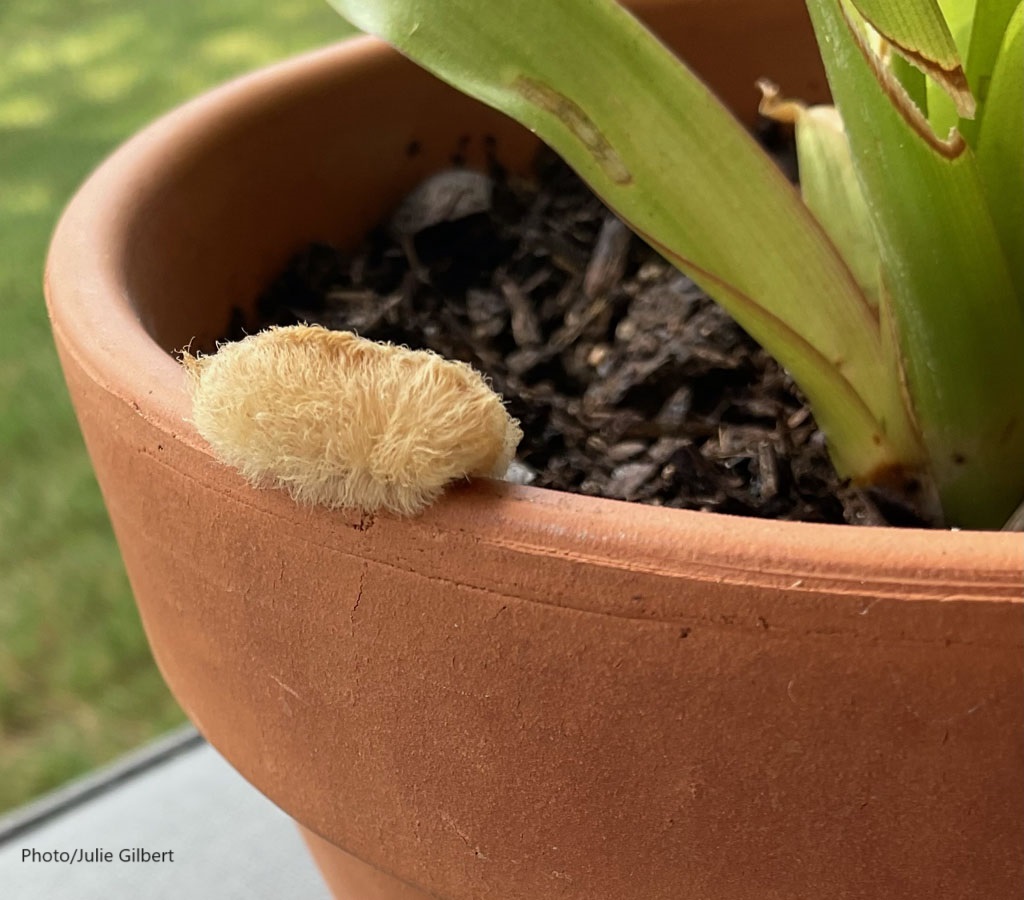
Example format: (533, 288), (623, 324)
(182, 325), (522, 516)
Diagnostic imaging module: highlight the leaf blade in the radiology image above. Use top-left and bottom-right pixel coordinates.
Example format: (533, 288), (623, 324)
(758, 83), (882, 308)
(807, 0), (1024, 527)
(850, 0), (975, 115)
(975, 1), (1024, 297)
(963, 0), (1020, 136)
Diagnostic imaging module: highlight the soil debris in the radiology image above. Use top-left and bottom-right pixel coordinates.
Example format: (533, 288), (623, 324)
(229, 147), (926, 526)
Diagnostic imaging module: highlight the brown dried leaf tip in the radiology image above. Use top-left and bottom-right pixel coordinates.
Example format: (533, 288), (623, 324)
(181, 325), (523, 516)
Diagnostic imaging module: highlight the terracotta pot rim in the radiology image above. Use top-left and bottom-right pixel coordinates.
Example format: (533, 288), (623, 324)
(45, 36), (1023, 604)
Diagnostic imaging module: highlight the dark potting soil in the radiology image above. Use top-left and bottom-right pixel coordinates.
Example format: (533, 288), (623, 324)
(226, 143), (926, 527)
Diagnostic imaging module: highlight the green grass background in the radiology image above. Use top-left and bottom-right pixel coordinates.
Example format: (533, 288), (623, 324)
(0, 0), (354, 813)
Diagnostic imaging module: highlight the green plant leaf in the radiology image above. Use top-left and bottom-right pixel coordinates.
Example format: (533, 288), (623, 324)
(758, 82), (882, 309)
(807, 0), (1024, 527)
(976, 1), (1024, 297)
(849, 0), (975, 115)
(924, 0), (976, 137)
(938, 0), (978, 56)
(962, 0), (1020, 143)
(328, 0), (922, 483)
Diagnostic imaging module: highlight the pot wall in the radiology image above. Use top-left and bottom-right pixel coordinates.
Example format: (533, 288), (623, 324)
(46, 3), (1023, 899)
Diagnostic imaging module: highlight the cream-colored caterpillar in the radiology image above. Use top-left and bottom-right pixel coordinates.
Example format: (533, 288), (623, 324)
(182, 325), (522, 516)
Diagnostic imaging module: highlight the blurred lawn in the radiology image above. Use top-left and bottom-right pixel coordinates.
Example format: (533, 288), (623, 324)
(0, 0), (354, 813)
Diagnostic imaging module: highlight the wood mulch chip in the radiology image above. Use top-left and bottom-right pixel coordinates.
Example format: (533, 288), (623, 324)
(227, 144), (927, 527)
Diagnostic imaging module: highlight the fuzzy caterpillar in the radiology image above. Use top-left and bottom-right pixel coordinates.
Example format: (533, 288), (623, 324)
(182, 325), (522, 516)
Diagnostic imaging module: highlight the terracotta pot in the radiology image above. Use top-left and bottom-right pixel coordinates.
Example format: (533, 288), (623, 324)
(45, 2), (1022, 898)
